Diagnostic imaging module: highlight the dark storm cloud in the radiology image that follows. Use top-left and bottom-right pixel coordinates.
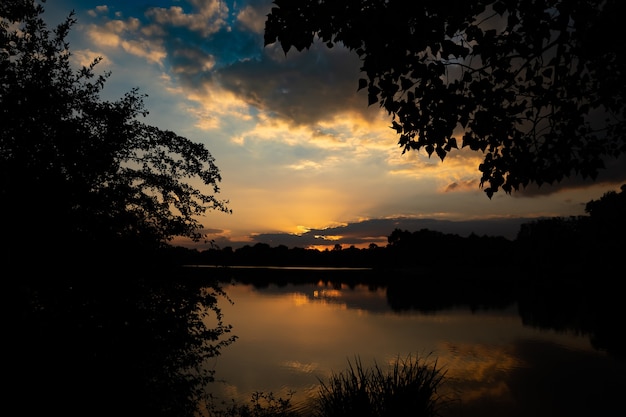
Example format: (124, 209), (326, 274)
(241, 217), (531, 249)
(216, 42), (373, 125)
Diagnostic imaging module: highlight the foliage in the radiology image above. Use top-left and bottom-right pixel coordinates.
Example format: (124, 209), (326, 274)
(0, 1), (229, 264)
(584, 183), (626, 229)
(265, 0), (626, 197)
(3, 3), (237, 416)
(314, 354), (447, 417)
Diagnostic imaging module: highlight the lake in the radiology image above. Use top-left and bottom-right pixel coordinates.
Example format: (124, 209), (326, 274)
(201, 267), (625, 417)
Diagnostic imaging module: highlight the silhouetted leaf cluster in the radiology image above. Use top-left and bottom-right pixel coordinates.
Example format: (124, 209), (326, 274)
(265, 0), (626, 197)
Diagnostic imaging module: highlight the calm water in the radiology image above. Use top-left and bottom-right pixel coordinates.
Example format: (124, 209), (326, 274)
(203, 270), (624, 417)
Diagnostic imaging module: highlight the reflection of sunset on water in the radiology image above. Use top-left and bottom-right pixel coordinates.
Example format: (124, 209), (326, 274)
(290, 293), (310, 307)
(202, 280), (619, 417)
(280, 360), (319, 374)
(313, 289), (342, 299)
(438, 341), (522, 405)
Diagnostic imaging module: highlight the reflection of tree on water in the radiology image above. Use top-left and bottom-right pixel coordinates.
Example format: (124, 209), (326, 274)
(516, 274), (625, 360)
(384, 273), (517, 313)
(441, 338), (626, 417)
(385, 271), (625, 359)
(11, 266), (236, 417)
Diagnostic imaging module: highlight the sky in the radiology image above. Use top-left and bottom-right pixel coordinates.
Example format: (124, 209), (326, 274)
(41, 0), (626, 250)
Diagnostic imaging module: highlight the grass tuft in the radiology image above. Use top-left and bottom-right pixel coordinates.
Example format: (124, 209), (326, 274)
(314, 353), (446, 417)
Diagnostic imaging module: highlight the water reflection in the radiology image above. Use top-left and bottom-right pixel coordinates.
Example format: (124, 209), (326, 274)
(12, 266), (235, 417)
(207, 279), (624, 416)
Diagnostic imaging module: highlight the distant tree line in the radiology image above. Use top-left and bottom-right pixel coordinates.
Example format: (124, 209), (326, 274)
(183, 230), (512, 270)
(515, 184), (625, 274)
(174, 184), (625, 274)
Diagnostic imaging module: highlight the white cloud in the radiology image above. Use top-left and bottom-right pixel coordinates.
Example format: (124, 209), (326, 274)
(144, 0), (229, 36)
(120, 39), (166, 65)
(71, 48), (109, 69)
(236, 5), (266, 33)
(87, 5), (109, 17)
(86, 19), (166, 65)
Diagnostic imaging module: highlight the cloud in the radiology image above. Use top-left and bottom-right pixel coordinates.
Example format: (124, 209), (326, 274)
(87, 5), (108, 17)
(218, 42), (373, 125)
(171, 47), (216, 73)
(70, 48), (110, 69)
(145, 0), (228, 36)
(66, 0), (625, 256)
(86, 18), (166, 65)
(444, 179), (481, 193)
(80, 0), (472, 187)
(236, 5), (267, 33)
(234, 216), (532, 249)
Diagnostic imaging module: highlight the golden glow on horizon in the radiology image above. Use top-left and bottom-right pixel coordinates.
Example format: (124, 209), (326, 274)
(295, 225), (311, 234)
(307, 244), (334, 251)
(313, 235), (342, 241)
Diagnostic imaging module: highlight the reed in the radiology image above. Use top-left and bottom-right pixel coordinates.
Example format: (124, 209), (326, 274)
(313, 354), (446, 417)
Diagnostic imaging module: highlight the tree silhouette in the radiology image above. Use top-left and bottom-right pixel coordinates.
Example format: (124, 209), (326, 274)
(1, 1), (230, 267)
(265, 0), (626, 197)
(581, 183), (626, 262)
(3, 4), (236, 416)
(514, 184), (625, 271)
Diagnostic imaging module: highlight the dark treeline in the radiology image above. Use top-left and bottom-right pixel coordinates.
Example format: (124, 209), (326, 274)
(181, 231), (511, 270)
(172, 184), (625, 275)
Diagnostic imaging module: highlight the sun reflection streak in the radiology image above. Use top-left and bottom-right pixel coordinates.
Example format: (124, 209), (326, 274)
(291, 293), (310, 306)
(313, 289), (342, 299)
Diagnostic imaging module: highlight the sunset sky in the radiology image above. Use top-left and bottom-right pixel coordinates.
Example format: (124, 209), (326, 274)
(42, 0), (626, 250)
